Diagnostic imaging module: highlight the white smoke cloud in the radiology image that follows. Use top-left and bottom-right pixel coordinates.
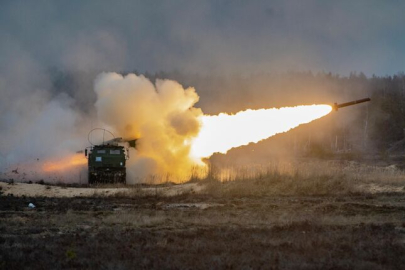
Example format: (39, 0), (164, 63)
(94, 72), (203, 183)
(0, 44), (90, 181)
(0, 89), (89, 181)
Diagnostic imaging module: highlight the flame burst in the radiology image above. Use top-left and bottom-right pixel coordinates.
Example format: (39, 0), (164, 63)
(42, 153), (87, 172)
(191, 104), (332, 158)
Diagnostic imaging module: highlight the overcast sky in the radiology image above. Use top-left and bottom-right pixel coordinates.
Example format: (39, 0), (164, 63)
(1, 0), (405, 76)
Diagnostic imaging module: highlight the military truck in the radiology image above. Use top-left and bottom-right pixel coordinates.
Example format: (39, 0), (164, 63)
(86, 143), (127, 184)
(84, 128), (136, 184)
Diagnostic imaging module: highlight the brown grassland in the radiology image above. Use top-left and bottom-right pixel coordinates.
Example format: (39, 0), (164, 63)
(1, 160), (405, 269)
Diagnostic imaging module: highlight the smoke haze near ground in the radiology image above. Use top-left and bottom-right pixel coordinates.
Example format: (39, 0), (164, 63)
(0, 53), (89, 178)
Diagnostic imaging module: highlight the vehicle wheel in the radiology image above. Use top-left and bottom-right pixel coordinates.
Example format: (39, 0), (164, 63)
(88, 173), (95, 184)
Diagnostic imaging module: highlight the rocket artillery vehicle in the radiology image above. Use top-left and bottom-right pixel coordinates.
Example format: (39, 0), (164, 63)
(84, 129), (136, 184)
(332, 98), (370, 111)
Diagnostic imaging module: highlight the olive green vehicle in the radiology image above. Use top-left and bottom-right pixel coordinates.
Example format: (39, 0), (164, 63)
(84, 128), (136, 184)
(86, 144), (127, 184)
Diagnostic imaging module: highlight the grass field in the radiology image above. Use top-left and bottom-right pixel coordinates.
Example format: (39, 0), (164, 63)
(1, 159), (405, 269)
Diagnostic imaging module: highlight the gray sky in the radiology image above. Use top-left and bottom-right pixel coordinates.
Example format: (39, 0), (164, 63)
(1, 0), (405, 76)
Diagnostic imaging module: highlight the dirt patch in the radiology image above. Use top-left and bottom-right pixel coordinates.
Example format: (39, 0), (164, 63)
(162, 202), (223, 210)
(0, 182), (203, 198)
(357, 183), (405, 194)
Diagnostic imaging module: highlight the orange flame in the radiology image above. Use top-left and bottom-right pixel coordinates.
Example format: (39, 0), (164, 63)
(191, 104), (332, 158)
(42, 153), (87, 172)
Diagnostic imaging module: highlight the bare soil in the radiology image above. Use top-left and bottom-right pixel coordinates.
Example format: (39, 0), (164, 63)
(2, 187), (405, 269)
(0, 182), (203, 198)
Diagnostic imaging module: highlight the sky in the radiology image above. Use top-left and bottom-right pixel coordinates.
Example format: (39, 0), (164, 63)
(1, 0), (405, 76)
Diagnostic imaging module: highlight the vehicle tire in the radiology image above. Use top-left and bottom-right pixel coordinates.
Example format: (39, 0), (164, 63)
(88, 173), (95, 184)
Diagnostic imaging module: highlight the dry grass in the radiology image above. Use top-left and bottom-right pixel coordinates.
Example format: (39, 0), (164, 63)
(2, 193), (405, 269)
(203, 173), (352, 197)
(3, 160), (405, 269)
(207, 160), (405, 184)
(196, 160), (405, 196)
(80, 159), (405, 198)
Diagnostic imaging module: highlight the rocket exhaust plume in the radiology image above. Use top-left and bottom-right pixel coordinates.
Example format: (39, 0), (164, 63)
(191, 105), (332, 158)
(42, 153), (87, 172)
(94, 73), (333, 182)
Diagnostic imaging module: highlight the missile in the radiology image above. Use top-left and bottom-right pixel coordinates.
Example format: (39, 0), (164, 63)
(333, 98), (370, 111)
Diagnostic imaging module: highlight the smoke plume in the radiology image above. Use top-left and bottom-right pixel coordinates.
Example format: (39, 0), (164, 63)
(94, 73), (203, 182)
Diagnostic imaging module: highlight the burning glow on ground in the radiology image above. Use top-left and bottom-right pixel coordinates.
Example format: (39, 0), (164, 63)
(42, 153), (87, 172)
(191, 104), (332, 158)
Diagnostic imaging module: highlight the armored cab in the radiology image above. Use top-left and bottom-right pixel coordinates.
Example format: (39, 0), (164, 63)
(86, 144), (127, 184)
